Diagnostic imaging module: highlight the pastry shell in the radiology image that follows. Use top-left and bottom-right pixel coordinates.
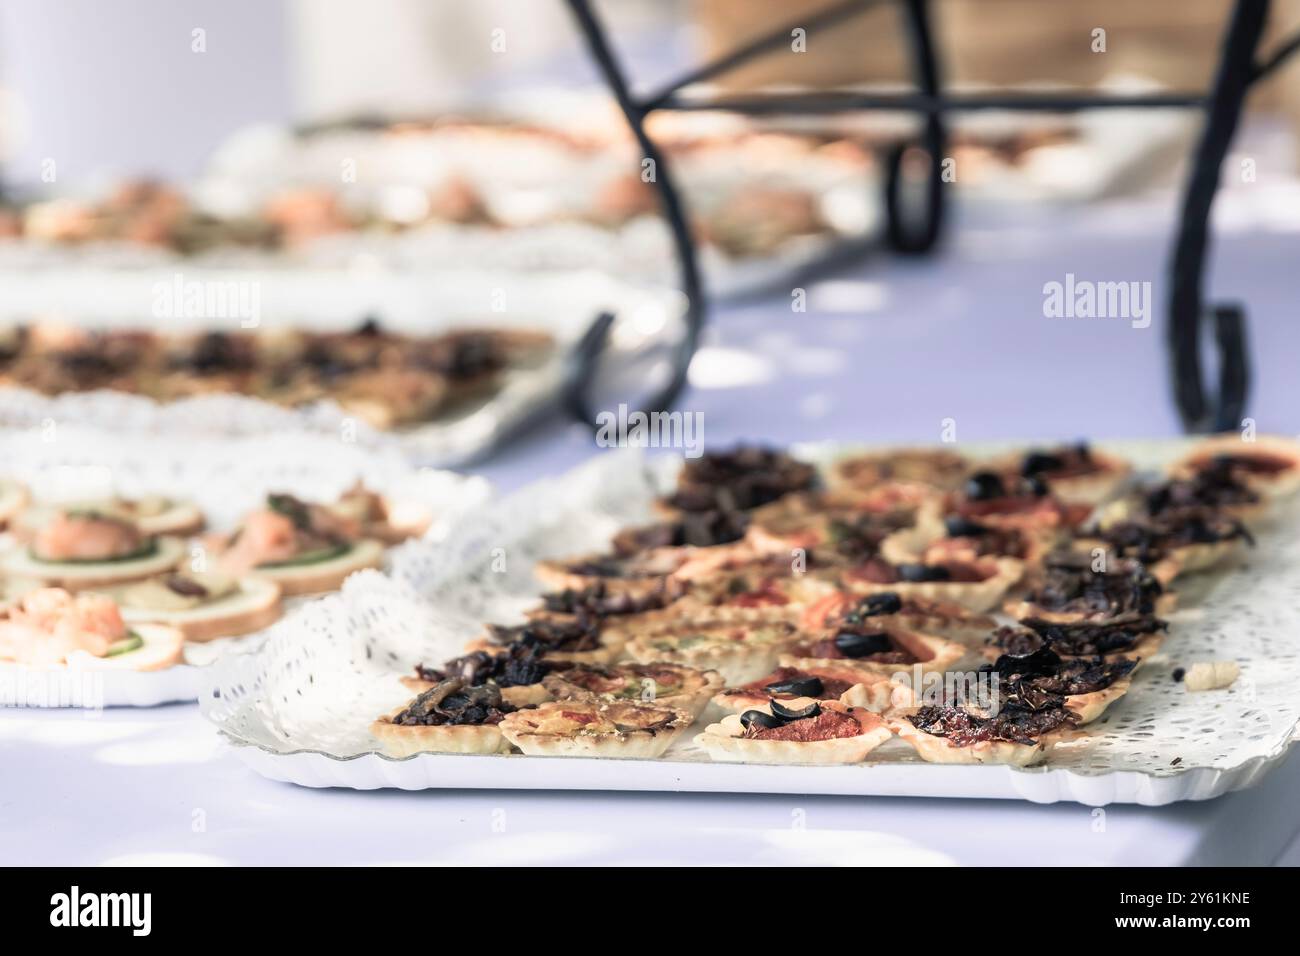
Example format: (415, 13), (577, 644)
(712, 663), (898, 715)
(497, 699), (694, 758)
(781, 623), (967, 679)
(841, 556), (1024, 612)
(888, 713), (1068, 766)
(695, 701), (894, 765)
(1066, 676), (1134, 724)
(541, 662), (723, 718)
(399, 674), (551, 708)
(1169, 434), (1300, 499)
(370, 711), (514, 757)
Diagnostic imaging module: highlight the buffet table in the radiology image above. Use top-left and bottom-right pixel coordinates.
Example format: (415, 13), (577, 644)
(4, 140), (1300, 866)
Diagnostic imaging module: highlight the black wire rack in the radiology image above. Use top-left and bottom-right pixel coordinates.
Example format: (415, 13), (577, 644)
(564, 0), (1299, 435)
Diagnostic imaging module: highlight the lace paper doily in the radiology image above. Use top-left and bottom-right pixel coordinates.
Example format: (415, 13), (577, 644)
(200, 442), (1300, 792)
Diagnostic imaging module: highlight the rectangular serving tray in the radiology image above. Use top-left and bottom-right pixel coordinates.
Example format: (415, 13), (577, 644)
(202, 441), (1300, 805)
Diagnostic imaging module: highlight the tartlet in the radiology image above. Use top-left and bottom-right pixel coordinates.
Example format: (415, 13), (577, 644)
(945, 470), (1092, 534)
(657, 446), (818, 517)
(1169, 434), (1300, 499)
(986, 443), (1131, 506)
(620, 615), (802, 684)
(14, 495), (203, 540)
(371, 679), (518, 757)
(829, 447), (969, 492)
(1005, 552), (1173, 622)
(780, 621), (966, 678)
(836, 554), (1025, 612)
(712, 663), (898, 714)
(889, 696), (1078, 766)
(799, 589), (996, 645)
(402, 643), (553, 707)
(469, 616), (623, 666)
(696, 699), (893, 765)
(985, 615), (1167, 665)
(498, 699), (694, 758)
(981, 646), (1138, 725)
(541, 661), (722, 717)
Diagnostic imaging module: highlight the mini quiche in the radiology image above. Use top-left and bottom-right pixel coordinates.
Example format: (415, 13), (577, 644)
(985, 615), (1168, 665)
(1084, 509), (1253, 583)
(657, 445), (818, 517)
(371, 679), (518, 757)
(469, 616), (621, 665)
(829, 447), (970, 493)
(1169, 433), (1300, 499)
(679, 552), (837, 618)
(620, 615), (803, 684)
(542, 661), (722, 717)
(498, 699), (694, 758)
(525, 580), (683, 626)
(880, 514), (1049, 569)
(0, 587), (183, 671)
(1005, 552), (1173, 622)
(889, 695), (1079, 766)
(1139, 463), (1267, 528)
(535, 512), (749, 599)
(0, 478), (30, 529)
(985, 442), (1131, 506)
(834, 554), (1024, 613)
(4, 510), (185, 589)
(744, 488), (929, 557)
(100, 571), (282, 642)
(981, 646), (1138, 725)
(404, 644), (553, 707)
(944, 471), (1092, 534)
(696, 699), (893, 765)
(781, 621), (965, 678)
(712, 663), (897, 715)
(210, 493), (384, 595)
(14, 494), (204, 540)
(799, 589), (996, 645)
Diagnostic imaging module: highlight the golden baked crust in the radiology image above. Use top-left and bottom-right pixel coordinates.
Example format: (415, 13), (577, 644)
(498, 699), (693, 758)
(839, 556), (1025, 613)
(541, 661), (723, 718)
(780, 623), (967, 679)
(398, 674), (551, 707)
(1170, 434), (1300, 499)
(370, 713), (513, 757)
(888, 715), (1057, 766)
(711, 662), (897, 715)
(1065, 676), (1133, 724)
(695, 700), (894, 764)
(620, 616), (802, 685)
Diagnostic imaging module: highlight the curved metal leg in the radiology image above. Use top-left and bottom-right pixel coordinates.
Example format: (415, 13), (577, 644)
(1167, 0), (1267, 433)
(885, 0), (947, 253)
(562, 0), (705, 429)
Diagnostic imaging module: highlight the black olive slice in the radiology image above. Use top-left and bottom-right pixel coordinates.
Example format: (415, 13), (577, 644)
(1021, 451), (1064, 476)
(964, 471), (1006, 501)
(740, 710), (784, 731)
(835, 630), (894, 658)
(769, 698), (821, 721)
(1023, 474), (1051, 497)
(898, 563), (951, 582)
(765, 675), (824, 697)
(944, 516), (989, 538)
(860, 592), (903, 616)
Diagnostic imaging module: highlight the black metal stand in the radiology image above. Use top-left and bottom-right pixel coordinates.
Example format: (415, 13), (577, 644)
(565, 0), (1300, 435)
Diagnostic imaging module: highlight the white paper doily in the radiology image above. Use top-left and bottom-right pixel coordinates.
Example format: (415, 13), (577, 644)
(199, 442), (1300, 804)
(0, 422), (490, 708)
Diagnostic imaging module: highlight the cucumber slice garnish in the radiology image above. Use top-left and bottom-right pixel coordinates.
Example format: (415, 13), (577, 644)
(255, 542), (352, 569)
(104, 632), (144, 657)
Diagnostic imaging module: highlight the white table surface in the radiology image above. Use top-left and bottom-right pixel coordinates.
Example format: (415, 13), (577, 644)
(4, 124), (1300, 866)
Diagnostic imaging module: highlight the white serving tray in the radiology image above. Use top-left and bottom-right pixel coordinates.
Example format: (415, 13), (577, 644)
(200, 443), (1300, 805)
(0, 423), (489, 707)
(0, 269), (685, 466)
